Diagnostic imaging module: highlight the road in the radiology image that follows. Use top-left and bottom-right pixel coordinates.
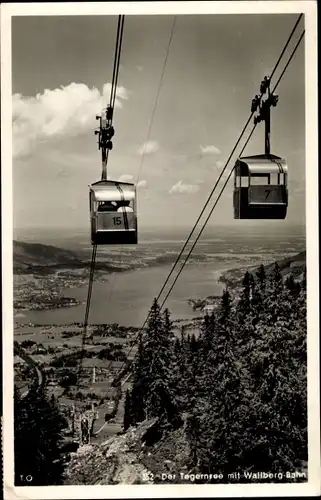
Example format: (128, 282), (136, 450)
(14, 341), (46, 397)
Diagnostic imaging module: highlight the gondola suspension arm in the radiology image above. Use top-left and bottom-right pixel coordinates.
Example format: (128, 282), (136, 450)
(95, 15), (125, 181)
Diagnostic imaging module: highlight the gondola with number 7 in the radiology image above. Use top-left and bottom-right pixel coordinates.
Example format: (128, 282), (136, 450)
(233, 75), (288, 220)
(233, 154), (288, 219)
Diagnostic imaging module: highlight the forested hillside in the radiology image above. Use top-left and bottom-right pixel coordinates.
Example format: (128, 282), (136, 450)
(13, 240), (125, 275)
(219, 250), (306, 289)
(13, 240), (82, 271)
(14, 388), (69, 485)
(124, 261), (307, 482)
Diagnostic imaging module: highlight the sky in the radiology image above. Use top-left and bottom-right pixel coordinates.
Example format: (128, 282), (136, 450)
(11, 12), (306, 231)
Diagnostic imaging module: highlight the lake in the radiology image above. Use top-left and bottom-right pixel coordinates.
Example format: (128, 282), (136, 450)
(14, 225), (306, 328)
(15, 260), (244, 327)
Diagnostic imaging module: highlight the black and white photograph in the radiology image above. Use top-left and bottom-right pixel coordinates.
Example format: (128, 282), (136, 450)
(1, 1), (319, 498)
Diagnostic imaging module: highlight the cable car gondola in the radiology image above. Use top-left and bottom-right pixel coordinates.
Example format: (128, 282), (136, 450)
(89, 15), (137, 246)
(89, 180), (137, 245)
(233, 154), (288, 219)
(233, 75), (288, 219)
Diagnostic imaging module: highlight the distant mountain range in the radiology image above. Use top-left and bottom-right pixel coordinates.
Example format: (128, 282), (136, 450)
(13, 240), (306, 285)
(13, 240), (132, 275)
(13, 240), (84, 274)
(265, 250), (306, 275)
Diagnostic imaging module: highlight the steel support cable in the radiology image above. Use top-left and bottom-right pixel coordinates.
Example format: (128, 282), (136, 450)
(136, 13), (304, 316)
(268, 13), (303, 81)
(111, 16), (125, 112)
(155, 13), (303, 307)
(112, 18), (177, 368)
(71, 18), (126, 422)
(99, 17), (125, 319)
(101, 16), (124, 180)
(159, 126), (256, 311)
(159, 29), (304, 380)
(108, 17), (120, 110)
(160, 29), (305, 310)
(135, 16), (176, 185)
(76, 244), (97, 389)
(106, 244), (124, 308)
(109, 15), (124, 112)
(107, 18), (177, 385)
(112, 16), (304, 380)
(116, 111), (255, 370)
(271, 30), (305, 94)
(104, 17), (126, 304)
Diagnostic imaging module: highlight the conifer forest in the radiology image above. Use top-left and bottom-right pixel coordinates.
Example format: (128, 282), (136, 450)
(123, 263), (307, 481)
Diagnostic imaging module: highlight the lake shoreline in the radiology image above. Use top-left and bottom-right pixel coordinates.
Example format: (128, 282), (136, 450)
(13, 246), (305, 327)
(13, 259), (233, 327)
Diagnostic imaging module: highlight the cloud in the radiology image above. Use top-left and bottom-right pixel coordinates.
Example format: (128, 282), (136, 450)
(214, 159), (231, 180)
(136, 65), (143, 72)
(173, 153), (188, 161)
(117, 176), (148, 188)
(137, 140), (159, 156)
(57, 167), (71, 178)
(117, 174), (134, 183)
(289, 179), (305, 195)
(137, 179), (148, 188)
(200, 144), (221, 155)
(216, 160), (225, 169)
(169, 181), (200, 195)
(12, 82), (129, 159)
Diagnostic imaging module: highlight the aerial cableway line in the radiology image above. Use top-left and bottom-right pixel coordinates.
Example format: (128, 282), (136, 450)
(112, 14), (305, 388)
(160, 26), (305, 311)
(74, 17), (126, 442)
(74, 15), (179, 439)
(74, 15), (304, 437)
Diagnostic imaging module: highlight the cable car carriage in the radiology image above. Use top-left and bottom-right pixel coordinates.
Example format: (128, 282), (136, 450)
(89, 180), (137, 245)
(233, 154), (288, 219)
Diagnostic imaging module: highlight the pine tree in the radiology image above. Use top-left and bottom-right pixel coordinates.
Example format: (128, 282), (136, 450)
(198, 312), (217, 386)
(183, 257), (307, 479)
(162, 307), (174, 350)
(130, 338), (147, 425)
(196, 312), (221, 403)
(173, 336), (181, 356)
(189, 333), (198, 353)
(185, 411), (202, 468)
(237, 262), (308, 473)
(180, 325), (186, 345)
(130, 299), (178, 425)
(144, 301), (176, 420)
(302, 265), (307, 292)
(249, 264), (267, 314)
(199, 312), (215, 348)
(194, 304), (245, 477)
(256, 264), (266, 290)
(172, 327), (190, 413)
(14, 388), (67, 485)
(123, 389), (132, 431)
(271, 262), (283, 296)
(220, 289), (232, 324)
(239, 271), (253, 313)
(285, 274), (301, 296)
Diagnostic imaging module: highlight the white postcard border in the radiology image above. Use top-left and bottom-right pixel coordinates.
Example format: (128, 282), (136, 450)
(1, 1), (319, 498)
